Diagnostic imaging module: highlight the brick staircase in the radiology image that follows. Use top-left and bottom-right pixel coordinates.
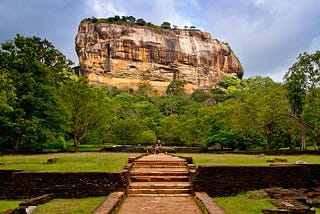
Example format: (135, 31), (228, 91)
(127, 154), (192, 196)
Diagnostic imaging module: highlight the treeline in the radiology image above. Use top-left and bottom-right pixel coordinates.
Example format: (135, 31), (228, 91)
(1, 35), (319, 152)
(84, 15), (196, 30)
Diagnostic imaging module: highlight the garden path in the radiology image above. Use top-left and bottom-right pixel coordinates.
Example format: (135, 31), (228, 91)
(118, 153), (202, 214)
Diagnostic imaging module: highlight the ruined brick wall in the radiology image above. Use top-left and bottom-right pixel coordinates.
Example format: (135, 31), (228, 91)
(192, 165), (319, 197)
(2, 164), (319, 199)
(0, 170), (128, 199)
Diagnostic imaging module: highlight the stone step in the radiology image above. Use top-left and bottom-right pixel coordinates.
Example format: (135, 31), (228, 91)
(133, 165), (186, 168)
(128, 193), (192, 197)
(128, 188), (191, 195)
(131, 171), (189, 177)
(129, 182), (191, 190)
(131, 167), (188, 172)
(133, 161), (187, 168)
(130, 175), (189, 182)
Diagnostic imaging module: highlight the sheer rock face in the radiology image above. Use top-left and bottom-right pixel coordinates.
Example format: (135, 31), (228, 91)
(76, 20), (243, 94)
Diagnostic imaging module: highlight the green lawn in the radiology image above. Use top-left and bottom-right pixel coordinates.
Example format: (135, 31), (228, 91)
(178, 153), (320, 166)
(33, 197), (106, 214)
(1, 152), (319, 172)
(213, 190), (275, 214)
(0, 152), (139, 172)
(0, 200), (22, 213)
(214, 190), (320, 214)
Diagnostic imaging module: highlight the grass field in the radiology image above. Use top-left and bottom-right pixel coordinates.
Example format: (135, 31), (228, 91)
(213, 190), (275, 214)
(0, 152), (319, 213)
(0, 197), (105, 214)
(0, 152), (139, 172)
(33, 197), (106, 214)
(179, 153), (320, 166)
(214, 190), (320, 213)
(0, 152), (319, 172)
(0, 200), (22, 213)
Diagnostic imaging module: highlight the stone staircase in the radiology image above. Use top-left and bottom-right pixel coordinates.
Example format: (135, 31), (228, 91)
(127, 154), (192, 196)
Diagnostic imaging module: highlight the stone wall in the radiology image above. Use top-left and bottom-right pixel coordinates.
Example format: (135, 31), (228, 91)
(1, 164), (319, 199)
(192, 164), (320, 197)
(0, 170), (128, 199)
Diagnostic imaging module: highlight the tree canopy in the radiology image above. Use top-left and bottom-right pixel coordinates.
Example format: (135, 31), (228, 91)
(1, 34), (319, 152)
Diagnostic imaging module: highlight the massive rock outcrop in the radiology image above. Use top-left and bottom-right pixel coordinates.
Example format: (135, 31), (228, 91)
(75, 20), (243, 94)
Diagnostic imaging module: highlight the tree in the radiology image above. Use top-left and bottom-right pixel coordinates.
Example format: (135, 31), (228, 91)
(166, 80), (186, 96)
(111, 118), (146, 145)
(161, 21), (171, 29)
(0, 34), (72, 151)
(127, 16), (136, 23)
(60, 79), (111, 152)
(136, 18), (146, 26)
(284, 51), (320, 150)
(218, 76), (241, 89)
(302, 88), (320, 149)
(140, 130), (157, 145)
(158, 114), (183, 145)
(191, 90), (210, 102)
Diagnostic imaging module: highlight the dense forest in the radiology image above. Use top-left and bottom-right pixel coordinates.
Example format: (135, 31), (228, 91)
(1, 35), (319, 152)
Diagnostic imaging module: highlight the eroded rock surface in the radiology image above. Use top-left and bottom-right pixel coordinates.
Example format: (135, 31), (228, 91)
(76, 20), (244, 94)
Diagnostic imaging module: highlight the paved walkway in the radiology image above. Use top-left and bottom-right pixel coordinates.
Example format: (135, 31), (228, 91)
(118, 154), (202, 214)
(96, 154), (225, 214)
(117, 195), (202, 214)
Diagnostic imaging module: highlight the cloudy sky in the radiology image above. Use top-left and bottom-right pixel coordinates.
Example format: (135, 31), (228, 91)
(1, 0), (320, 82)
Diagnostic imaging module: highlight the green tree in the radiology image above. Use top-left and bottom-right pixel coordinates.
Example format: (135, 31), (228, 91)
(284, 51), (320, 149)
(60, 79), (111, 152)
(136, 18), (146, 26)
(166, 80), (186, 96)
(191, 90), (210, 102)
(111, 118), (146, 145)
(218, 76), (241, 89)
(127, 16), (136, 23)
(161, 21), (171, 29)
(158, 114), (183, 145)
(0, 35), (72, 151)
(302, 88), (320, 149)
(235, 78), (292, 150)
(140, 130), (157, 145)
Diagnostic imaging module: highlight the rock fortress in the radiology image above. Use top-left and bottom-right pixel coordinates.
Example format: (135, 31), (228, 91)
(76, 18), (243, 94)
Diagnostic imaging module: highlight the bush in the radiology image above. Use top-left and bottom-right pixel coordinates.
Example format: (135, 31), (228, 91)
(140, 130), (157, 145)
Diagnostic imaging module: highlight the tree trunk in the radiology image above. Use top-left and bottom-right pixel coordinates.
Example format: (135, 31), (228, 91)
(266, 124), (273, 151)
(301, 122), (306, 150)
(266, 132), (271, 151)
(13, 136), (19, 152)
(74, 128), (78, 153)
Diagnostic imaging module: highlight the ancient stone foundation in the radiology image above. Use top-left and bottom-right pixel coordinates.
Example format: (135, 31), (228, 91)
(0, 163), (319, 199)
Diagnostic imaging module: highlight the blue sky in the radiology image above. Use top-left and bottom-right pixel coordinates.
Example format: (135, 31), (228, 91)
(1, 0), (320, 82)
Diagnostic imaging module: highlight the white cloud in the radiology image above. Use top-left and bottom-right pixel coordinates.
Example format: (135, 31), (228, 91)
(86, 0), (125, 18)
(141, 0), (193, 28)
(201, 0), (320, 81)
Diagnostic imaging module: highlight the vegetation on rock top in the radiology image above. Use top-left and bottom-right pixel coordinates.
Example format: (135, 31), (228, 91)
(82, 15), (197, 30)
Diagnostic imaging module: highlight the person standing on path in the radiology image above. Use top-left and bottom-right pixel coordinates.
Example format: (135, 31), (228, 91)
(155, 139), (161, 154)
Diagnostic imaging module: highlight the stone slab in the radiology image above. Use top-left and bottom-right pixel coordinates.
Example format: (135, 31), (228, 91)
(195, 192), (226, 214)
(117, 195), (202, 214)
(93, 191), (125, 214)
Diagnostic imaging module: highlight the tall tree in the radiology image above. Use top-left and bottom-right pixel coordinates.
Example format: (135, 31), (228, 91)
(284, 51), (320, 150)
(60, 79), (111, 152)
(0, 35), (72, 151)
